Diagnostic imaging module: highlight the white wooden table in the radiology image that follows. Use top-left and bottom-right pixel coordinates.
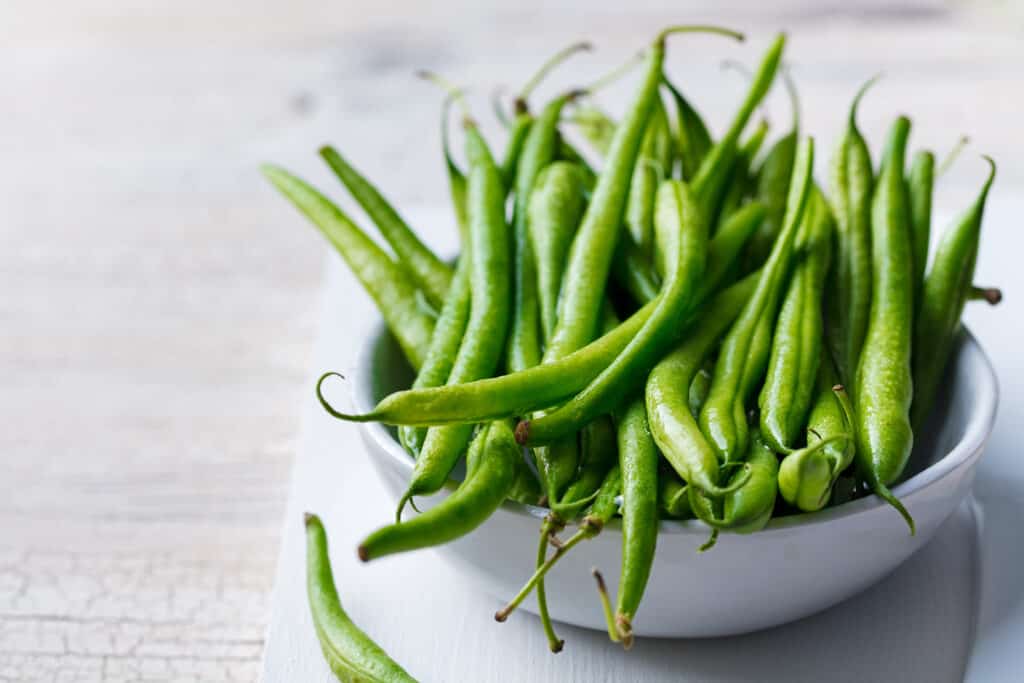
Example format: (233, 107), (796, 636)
(2, 2), (1022, 681)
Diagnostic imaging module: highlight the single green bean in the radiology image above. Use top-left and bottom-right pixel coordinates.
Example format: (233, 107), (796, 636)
(854, 116), (915, 533)
(827, 77), (877, 387)
(626, 95), (673, 255)
(716, 118), (770, 228)
(658, 468), (692, 519)
(613, 397), (659, 648)
(908, 149), (935, 315)
(304, 514), (417, 682)
(911, 158), (996, 430)
(699, 137), (815, 463)
(262, 165), (434, 371)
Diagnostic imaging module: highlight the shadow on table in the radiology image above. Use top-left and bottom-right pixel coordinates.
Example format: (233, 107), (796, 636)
(553, 502), (978, 683)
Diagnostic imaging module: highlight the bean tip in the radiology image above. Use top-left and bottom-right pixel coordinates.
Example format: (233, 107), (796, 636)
(356, 545), (370, 562)
(494, 609), (509, 623)
(303, 512), (316, 526)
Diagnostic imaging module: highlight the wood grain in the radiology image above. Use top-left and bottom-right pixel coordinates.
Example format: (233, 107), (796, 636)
(1, 1), (1021, 680)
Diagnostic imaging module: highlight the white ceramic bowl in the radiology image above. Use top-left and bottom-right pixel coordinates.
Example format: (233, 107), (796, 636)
(350, 321), (997, 638)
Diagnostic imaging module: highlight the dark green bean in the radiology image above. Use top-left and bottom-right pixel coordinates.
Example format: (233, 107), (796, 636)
(626, 95), (673, 255)
(715, 118), (770, 228)
(699, 137), (815, 463)
(611, 233), (662, 305)
(911, 158), (996, 430)
(854, 116), (915, 533)
(262, 165), (434, 371)
(304, 514), (417, 682)
(658, 468), (692, 519)
(549, 416), (618, 519)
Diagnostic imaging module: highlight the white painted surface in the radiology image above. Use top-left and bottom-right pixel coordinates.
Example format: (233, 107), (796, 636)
(3, 1), (1024, 680)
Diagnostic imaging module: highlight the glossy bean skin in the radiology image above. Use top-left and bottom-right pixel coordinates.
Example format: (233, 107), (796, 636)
(262, 165), (434, 371)
(398, 259), (471, 455)
(688, 429), (779, 533)
(778, 360), (855, 511)
(626, 96), (673, 256)
(549, 416), (618, 520)
(359, 421), (520, 561)
(304, 514), (417, 683)
(662, 77), (713, 182)
(758, 188), (834, 452)
(613, 397), (659, 646)
(509, 94), (578, 372)
(743, 130), (798, 270)
(699, 137), (815, 463)
(402, 140), (511, 502)
(827, 79), (876, 387)
(646, 272), (758, 494)
(528, 162), (590, 341)
(908, 150), (935, 314)
(854, 116), (915, 532)
(319, 147), (452, 308)
(911, 158), (996, 430)
(546, 26), (742, 363)
(520, 179), (708, 446)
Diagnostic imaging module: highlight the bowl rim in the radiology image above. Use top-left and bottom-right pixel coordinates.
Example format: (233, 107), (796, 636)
(348, 319), (998, 537)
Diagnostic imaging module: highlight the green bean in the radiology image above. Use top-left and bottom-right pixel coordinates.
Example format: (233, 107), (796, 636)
(688, 365), (712, 418)
(716, 118), (770, 228)
(911, 158), (996, 430)
(758, 188), (834, 452)
(699, 137), (815, 463)
(519, 179), (707, 446)
(662, 77), (713, 182)
(495, 465), (622, 623)
(398, 259), (471, 455)
(304, 514), (417, 683)
(546, 25), (743, 363)
(398, 121), (511, 510)
(646, 272), (758, 495)
(549, 416), (618, 519)
(854, 116), (915, 533)
(690, 33), (785, 215)
(908, 149), (935, 314)
(359, 421), (520, 561)
(529, 162), (590, 341)
(743, 68), (800, 269)
(319, 147), (452, 308)
(463, 423), (542, 506)
(509, 92), (582, 372)
(626, 95), (673, 256)
(658, 468), (692, 519)
(613, 396), (659, 648)
(262, 165), (433, 371)
(778, 373), (855, 511)
(827, 77), (877, 386)
(439, 91), (470, 244)
(702, 201), (766, 295)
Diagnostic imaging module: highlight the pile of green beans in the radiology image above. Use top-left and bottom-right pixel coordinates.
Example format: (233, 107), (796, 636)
(267, 27), (1001, 672)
